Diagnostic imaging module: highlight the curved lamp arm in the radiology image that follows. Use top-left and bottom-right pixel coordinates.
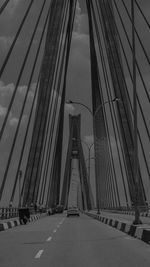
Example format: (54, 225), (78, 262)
(66, 100), (93, 116)
(94, 98), (120, 119)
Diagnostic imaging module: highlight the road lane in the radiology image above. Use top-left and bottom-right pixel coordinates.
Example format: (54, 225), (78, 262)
(1, 213), (150, 267)
(0, 214), (65, 267)
(30, 213), (150, 267)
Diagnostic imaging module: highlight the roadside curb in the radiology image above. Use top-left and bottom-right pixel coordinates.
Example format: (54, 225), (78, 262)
(85, 212), (150, 245)
(0, 214), (45, 232)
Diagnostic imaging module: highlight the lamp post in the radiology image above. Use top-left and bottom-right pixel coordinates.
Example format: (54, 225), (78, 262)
(85, 156), (95, 184)
(81, 140), (94, 184)
(66, 97), (119, 214)
(18, 170), (22, 208)
(131, 0), (142, 225)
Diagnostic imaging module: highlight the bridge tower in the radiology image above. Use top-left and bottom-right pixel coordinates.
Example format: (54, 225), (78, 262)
(61, 115), (93, 210)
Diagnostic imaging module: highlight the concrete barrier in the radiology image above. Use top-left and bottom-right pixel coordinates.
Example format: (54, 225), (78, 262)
(84, 211), (150, 245)
(0, 213), (46, 232)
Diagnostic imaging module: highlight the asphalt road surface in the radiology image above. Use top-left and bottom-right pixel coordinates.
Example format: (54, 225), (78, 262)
(0, 212), (150, 267)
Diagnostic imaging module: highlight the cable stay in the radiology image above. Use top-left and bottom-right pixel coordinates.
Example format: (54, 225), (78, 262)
(0, 0), (10, 15)
(0, 0), (150, 210)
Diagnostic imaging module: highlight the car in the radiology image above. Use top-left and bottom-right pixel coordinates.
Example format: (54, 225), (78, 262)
(67, 207), (80, 217)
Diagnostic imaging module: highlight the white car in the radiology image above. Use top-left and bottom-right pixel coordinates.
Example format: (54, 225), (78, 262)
(67, 207), (80, 217)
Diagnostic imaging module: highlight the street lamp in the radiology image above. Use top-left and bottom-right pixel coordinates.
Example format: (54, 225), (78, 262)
(131, 0), (142, 225)
(72, 137), (94, 187)
(85, 156), (95, 185)
(18, 170), (22, 207)
(66, 100), (93, 116)
(66, 98), (120, 119)
(81, 140), (94, 184)
(94, 98), (121, 119)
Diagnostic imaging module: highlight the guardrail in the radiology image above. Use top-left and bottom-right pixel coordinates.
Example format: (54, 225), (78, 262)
(94, 205), (149, 212)
(94, 205), (150, 216)
(0, 207), (18, 220)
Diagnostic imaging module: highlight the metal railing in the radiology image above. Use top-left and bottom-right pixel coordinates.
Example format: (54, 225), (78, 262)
(0, 207), (18, 220)
(94, 205), (150, 214)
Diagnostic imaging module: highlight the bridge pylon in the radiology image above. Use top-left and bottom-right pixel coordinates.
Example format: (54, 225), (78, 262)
(61, 115), (93, 210)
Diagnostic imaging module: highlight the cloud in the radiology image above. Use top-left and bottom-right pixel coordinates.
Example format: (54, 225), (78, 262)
(0, 81), (35, 102)
(0, 80), (35, 129)
(0, 82), (14, 93)
(9, 117), (18, 126)
(65, 103), (75, 114)
(74, 1), (82, 32)
(6, 0), (21, 16)
(9, 114), (27, 127)
(0, 36), (14, 50)
(74, 1), (88, 35)
(83, 135), (94, 144)
(72, 31), (89, 46)
(21, 114), (27, 124)
(0, 105), (7, 117)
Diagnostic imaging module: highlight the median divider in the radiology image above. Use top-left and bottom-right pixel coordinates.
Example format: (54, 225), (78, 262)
(84, 211), (150, 245)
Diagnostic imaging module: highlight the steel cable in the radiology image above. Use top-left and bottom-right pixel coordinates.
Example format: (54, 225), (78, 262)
(120, 0), (150, 66)
(44, 0), (77, 206)
(0, 0), (10, 15)
(113, 0), (150, 104)
(23, 0), (68, 204)
(135, 0), (150, 30)
(0, 0), (34, 79)
(99, 0), (146, 203)
(10, 6), (50, 203)
(0, 0), (47, 201)
(107, 1), (150, 181)
(93, 0), (129, 206)
(0, 0), (45, 143)
(34, 0), (70, 204)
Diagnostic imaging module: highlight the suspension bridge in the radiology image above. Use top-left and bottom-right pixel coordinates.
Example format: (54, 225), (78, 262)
(0, 0), (150, 266)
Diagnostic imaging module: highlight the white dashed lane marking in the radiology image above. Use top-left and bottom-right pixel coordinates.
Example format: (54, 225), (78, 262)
(124, 236), (136, 240)
(47, 236), (52, 242)
(35, 250), (44, 259)
(59, 220), (64, 225)
(34, 219), (66, 259)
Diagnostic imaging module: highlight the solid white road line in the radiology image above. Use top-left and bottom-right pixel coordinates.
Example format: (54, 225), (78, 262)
(47, 236), (52, 242)
(35, 250), (44, 259)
